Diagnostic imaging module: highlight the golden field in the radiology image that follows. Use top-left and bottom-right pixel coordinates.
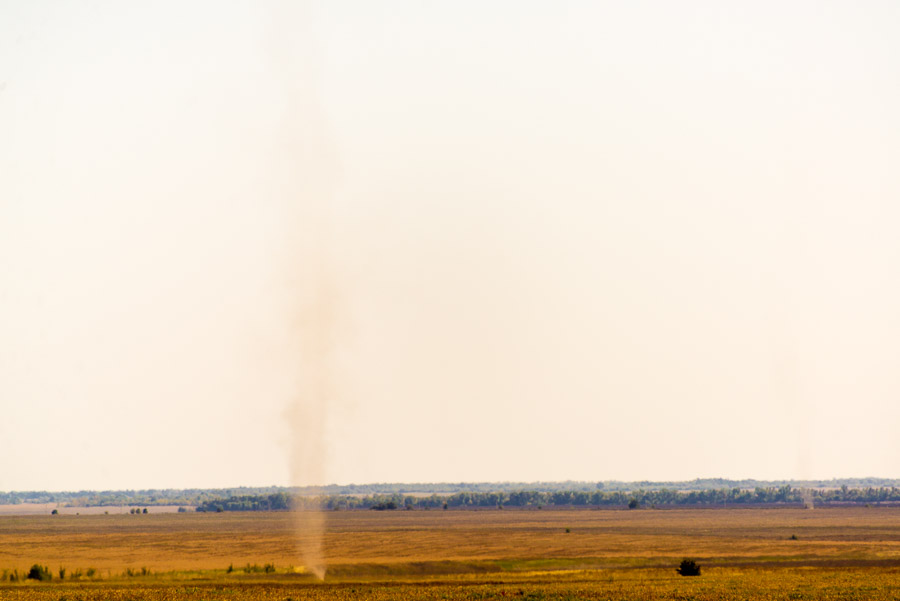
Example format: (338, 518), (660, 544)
(2, 506), (899, 599)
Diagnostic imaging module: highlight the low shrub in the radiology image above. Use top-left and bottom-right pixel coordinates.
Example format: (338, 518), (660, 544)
(27, 564), (52, 582)
(677, 559), (701, 576)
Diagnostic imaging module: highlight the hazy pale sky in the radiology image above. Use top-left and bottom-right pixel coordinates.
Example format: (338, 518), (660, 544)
(2, 1), (899, 492)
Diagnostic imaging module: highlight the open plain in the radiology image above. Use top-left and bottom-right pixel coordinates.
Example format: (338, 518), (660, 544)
(2, 506), (899, 599)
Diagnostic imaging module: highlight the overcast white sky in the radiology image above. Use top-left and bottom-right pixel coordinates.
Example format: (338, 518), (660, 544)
(1, 1), (899, 492)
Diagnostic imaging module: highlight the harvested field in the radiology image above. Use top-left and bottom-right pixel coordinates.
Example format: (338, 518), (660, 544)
(0, 504), (189, 516)
(2, 506), (899, 598)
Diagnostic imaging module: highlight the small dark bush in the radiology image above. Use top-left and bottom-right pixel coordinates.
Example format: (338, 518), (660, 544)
(628, 498), (639, 509)
(789, 534), (799, 540)
(51, 509), (58, 515)
(27, 564), (52, 581)
(142, 508), (148, 514)
(677, 559), (701, 576)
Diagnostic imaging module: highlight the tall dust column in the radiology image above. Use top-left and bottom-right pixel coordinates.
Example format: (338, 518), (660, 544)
(267, 0), (335, 580)
(288, 262), (334, 581)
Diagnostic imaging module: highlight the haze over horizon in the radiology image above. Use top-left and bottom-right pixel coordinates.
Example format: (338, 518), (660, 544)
(2, 1), (899, 493)
(7, 476), (900, 497)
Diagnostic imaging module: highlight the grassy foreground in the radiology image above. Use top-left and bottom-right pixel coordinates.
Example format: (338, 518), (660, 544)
(5, 567), (900, 600)
(2, 506), (899, 599)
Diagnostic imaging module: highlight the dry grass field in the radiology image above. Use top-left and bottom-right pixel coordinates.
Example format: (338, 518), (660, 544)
(2, 506), (899, 599)
(0, 504), (188, 516)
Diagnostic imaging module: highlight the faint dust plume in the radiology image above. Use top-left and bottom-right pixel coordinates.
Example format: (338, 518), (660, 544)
(267, 0), (336, 580)
(287, 270), (334, 580)
(802, 488), (814, 510)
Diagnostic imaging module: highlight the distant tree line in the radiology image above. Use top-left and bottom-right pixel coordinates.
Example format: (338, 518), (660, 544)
(196, 492), (293, 513)
(285, 477), (900, 496)
(0, 486), (288, 507)
(193, 485), (900, 512)
(6, 479), (900, 509)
